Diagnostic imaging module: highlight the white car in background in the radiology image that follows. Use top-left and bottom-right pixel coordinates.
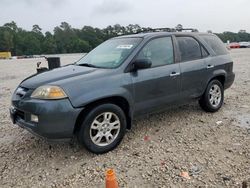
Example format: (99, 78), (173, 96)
(239, 42), (250, 48)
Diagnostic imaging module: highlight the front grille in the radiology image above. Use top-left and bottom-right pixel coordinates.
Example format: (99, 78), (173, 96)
(16, 109), (25, 120)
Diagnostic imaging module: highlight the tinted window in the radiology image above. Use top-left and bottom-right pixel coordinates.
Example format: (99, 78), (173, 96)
(201, 46), (209, 57)
(201, 35), (229, 55)
(177, 37), (202, 62)
(136, 37), (174, 67)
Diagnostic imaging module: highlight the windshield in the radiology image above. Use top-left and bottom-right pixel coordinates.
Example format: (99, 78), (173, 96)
(76, 37), (142, 68)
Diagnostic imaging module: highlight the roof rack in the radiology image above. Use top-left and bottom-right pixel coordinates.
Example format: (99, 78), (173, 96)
(138, 27), (198, 34)
(148, 27), (177, 32)
(176, 28), (199, 32)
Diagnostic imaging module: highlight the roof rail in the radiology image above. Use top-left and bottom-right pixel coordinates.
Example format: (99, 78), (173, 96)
(176, 28), (199, 32)
(137, 27), (198, 34)
(149, 28), (177, 32)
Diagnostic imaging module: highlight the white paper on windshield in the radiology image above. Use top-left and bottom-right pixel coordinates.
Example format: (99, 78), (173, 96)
(116, 45), (133, 49)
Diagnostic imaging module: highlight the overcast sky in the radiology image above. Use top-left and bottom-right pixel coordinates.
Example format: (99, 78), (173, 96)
(0, 0), (249, 33)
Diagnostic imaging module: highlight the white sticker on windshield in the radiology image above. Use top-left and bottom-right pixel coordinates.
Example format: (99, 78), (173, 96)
(116, 45), (133, 49)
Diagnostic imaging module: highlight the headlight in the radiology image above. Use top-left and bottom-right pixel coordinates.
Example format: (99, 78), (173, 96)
(31, 85), (67, 99)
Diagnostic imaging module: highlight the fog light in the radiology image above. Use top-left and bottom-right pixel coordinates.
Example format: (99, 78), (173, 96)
(31, 114), (38, 122)
(10, 105), (15, 112)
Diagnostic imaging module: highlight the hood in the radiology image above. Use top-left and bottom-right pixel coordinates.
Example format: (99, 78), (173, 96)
(20, 65), (97, 89)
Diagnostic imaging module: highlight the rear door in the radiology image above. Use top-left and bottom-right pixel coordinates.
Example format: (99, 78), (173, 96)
(175, 36), (209, 100)
(131, 36), (181, 116)
(199, 34), (232, 81)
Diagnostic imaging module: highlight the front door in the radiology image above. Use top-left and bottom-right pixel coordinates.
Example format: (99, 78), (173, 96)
(131, 36), (181, 116)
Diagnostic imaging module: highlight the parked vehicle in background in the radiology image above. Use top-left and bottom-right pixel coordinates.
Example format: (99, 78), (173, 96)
(229, 42), (240, 49)
(0, 52), (11, 59)
(10, 30), (235, 154)
(239, 42), (250, 48)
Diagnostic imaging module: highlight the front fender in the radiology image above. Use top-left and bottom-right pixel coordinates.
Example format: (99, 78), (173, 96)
(70, 87), (134, 109)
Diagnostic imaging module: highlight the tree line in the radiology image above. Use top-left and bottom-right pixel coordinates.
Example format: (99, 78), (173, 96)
(0, 21), (249, 56)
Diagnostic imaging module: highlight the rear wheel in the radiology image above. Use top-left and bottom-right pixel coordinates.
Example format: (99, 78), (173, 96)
(199, 79), (224, 112)
(77, 103), (126, 154)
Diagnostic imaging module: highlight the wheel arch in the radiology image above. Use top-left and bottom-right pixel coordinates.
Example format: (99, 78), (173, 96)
(207, 68), (227, 86)
(73, 96), (132, 134)
(199, 74), (225, 112)
(209, 74), (226, 87)
(200, 71), (226, 98)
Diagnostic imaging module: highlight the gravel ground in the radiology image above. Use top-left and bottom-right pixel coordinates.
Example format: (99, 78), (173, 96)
(0, 50), (249, 188)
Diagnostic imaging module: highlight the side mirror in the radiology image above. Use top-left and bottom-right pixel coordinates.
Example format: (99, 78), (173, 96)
(132, 59), (152, 71)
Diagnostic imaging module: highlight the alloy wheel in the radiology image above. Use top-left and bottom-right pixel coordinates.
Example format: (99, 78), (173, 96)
(89, 112), (121, 147)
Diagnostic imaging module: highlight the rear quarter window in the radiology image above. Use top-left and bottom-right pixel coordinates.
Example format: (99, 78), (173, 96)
(200, 35), (229, 56)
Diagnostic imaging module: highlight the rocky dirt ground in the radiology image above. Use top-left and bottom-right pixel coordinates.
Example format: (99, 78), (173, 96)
(0, 50), (249, 188)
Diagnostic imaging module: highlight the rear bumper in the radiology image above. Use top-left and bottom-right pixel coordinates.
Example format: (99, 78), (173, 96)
(10, 98), (83, 139)
(224, 72), (235, 90)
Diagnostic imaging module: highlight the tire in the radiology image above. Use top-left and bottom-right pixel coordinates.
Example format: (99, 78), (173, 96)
(199, 79), (224, 112)
(77, 103), (127, 154)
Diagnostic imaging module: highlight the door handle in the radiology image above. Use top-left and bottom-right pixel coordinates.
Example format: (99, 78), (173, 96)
(170, 72), (180, 77)
(207, 64), (214, 69)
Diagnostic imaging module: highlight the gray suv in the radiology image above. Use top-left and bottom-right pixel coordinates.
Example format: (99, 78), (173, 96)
(10, 32), (235, 153)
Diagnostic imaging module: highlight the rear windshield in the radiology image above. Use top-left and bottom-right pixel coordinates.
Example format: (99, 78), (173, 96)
(200, 35), (229, 56)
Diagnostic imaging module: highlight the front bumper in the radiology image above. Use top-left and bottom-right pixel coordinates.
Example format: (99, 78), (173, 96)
(10, 98), (83, 139)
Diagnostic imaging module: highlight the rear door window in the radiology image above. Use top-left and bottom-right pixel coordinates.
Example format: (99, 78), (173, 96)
(176, 37), (202, 62)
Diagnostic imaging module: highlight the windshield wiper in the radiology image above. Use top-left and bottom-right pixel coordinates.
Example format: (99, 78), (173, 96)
(77, 63), (99, 68)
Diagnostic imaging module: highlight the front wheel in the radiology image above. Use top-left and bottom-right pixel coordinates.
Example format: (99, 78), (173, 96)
(77, 104), (127, 154)
(199, 79), (224, 112)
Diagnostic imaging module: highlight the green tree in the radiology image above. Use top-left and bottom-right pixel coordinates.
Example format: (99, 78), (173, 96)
(42, 32), (57, 54)
(4, 21), (18, 33)
(1, 21), (250, 56)
(54, 22), (77, 53)
(0, 29), (14, 51)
